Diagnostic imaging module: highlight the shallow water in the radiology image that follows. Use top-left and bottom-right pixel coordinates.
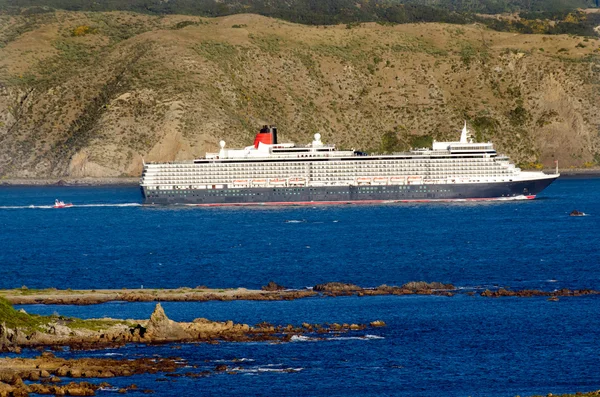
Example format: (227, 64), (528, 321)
(2, 179), (600, 396)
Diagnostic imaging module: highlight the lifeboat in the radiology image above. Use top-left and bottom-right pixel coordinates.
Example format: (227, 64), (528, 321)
(232, 179), (250, 186)
(251, 179), (267, 186)
(288, 177), (307, 186)
(269, 178), (287, 186)
(390, 176), (405, 185)
(407, 176), (422, 185)
(372, 177), (388, 185)
(356, 177), (372, 185)
(53, 199), (73, 208)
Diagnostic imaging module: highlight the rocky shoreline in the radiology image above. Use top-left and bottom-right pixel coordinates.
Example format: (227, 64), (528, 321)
(0, 287), (317, 305)
(0, 302), (381, 353)
(0, 293), (389, 395)
(2, 282), (599, 305)
(0, 354), (179, 396)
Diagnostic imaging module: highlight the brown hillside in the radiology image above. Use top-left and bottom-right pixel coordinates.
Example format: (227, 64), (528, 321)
(0, 11), (599, 177)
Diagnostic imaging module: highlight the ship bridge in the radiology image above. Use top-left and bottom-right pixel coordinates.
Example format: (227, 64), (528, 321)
(430, 122), (496, 155)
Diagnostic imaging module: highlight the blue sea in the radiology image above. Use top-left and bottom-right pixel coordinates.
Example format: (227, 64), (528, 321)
(1, 178), (599, 396)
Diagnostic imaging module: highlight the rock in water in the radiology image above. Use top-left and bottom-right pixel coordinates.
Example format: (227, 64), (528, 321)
(401, 281), (454, 291)
(313, 282), (361, 292)
(261, 281), (286, 291)
(144, 303), (190, 341)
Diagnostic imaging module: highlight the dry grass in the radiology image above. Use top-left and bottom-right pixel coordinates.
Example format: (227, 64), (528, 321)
(0, 12), (599, 177)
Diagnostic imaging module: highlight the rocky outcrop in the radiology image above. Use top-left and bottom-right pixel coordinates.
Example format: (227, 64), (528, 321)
(0, 355), (180, 397)
(1, 287), (317, 305)
(1, 302), (380, 352)
(261, 281), (286, 291)
(313, 282), (362, 294)
(5, 283), (600, 308)
(313, 281), (456, 297)
(400, 281), (455, 291)
(144, 303), (191, 341)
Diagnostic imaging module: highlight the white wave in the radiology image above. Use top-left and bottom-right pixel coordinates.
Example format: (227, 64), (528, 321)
(235, 368), (258, 373)
(230, 363), (303, 374)
(103, 353), (123, 356)
(0, 203), (141, 209)
(291, 334), (384, 342)
(0, 205), (52, 209)
(285, 219), (306, 223)
(328, 335), (385, 341)
(290, 335), (315, 342)
(98, 387), (120, 392)
(364, 334), (385, 340)
(77, 203), (142, 207)
(257, 367), (303, 373)
(495, 195), (531, 201)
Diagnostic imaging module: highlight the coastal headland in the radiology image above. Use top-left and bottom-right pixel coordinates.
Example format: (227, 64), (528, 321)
(0, 296), (384, 394)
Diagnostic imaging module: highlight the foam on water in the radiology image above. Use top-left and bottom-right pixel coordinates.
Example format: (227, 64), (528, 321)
(328, 335), (385, 341)
(290, 335), (314, 342)
(0, 203), (142, 209)
(231, 364), (304, 374)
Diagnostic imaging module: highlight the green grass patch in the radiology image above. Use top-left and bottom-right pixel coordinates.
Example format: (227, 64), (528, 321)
(390, 38), (447, 57)
(0, 296), (50, 330)
(194, 40), (241, 66)
(249, 33), (283, 54)
(1, 296), (132, 332)
(7, 287), (59, 295)
(65, 318), (132, 331)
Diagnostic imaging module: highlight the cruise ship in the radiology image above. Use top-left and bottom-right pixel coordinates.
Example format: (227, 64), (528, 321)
(140, 124), (559, 205)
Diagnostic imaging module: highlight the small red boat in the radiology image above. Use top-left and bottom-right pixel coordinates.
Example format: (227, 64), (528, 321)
(53, 199), (73, 208)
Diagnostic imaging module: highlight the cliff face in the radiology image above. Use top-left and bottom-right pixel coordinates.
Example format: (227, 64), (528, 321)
(0, 12), (599, 178)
